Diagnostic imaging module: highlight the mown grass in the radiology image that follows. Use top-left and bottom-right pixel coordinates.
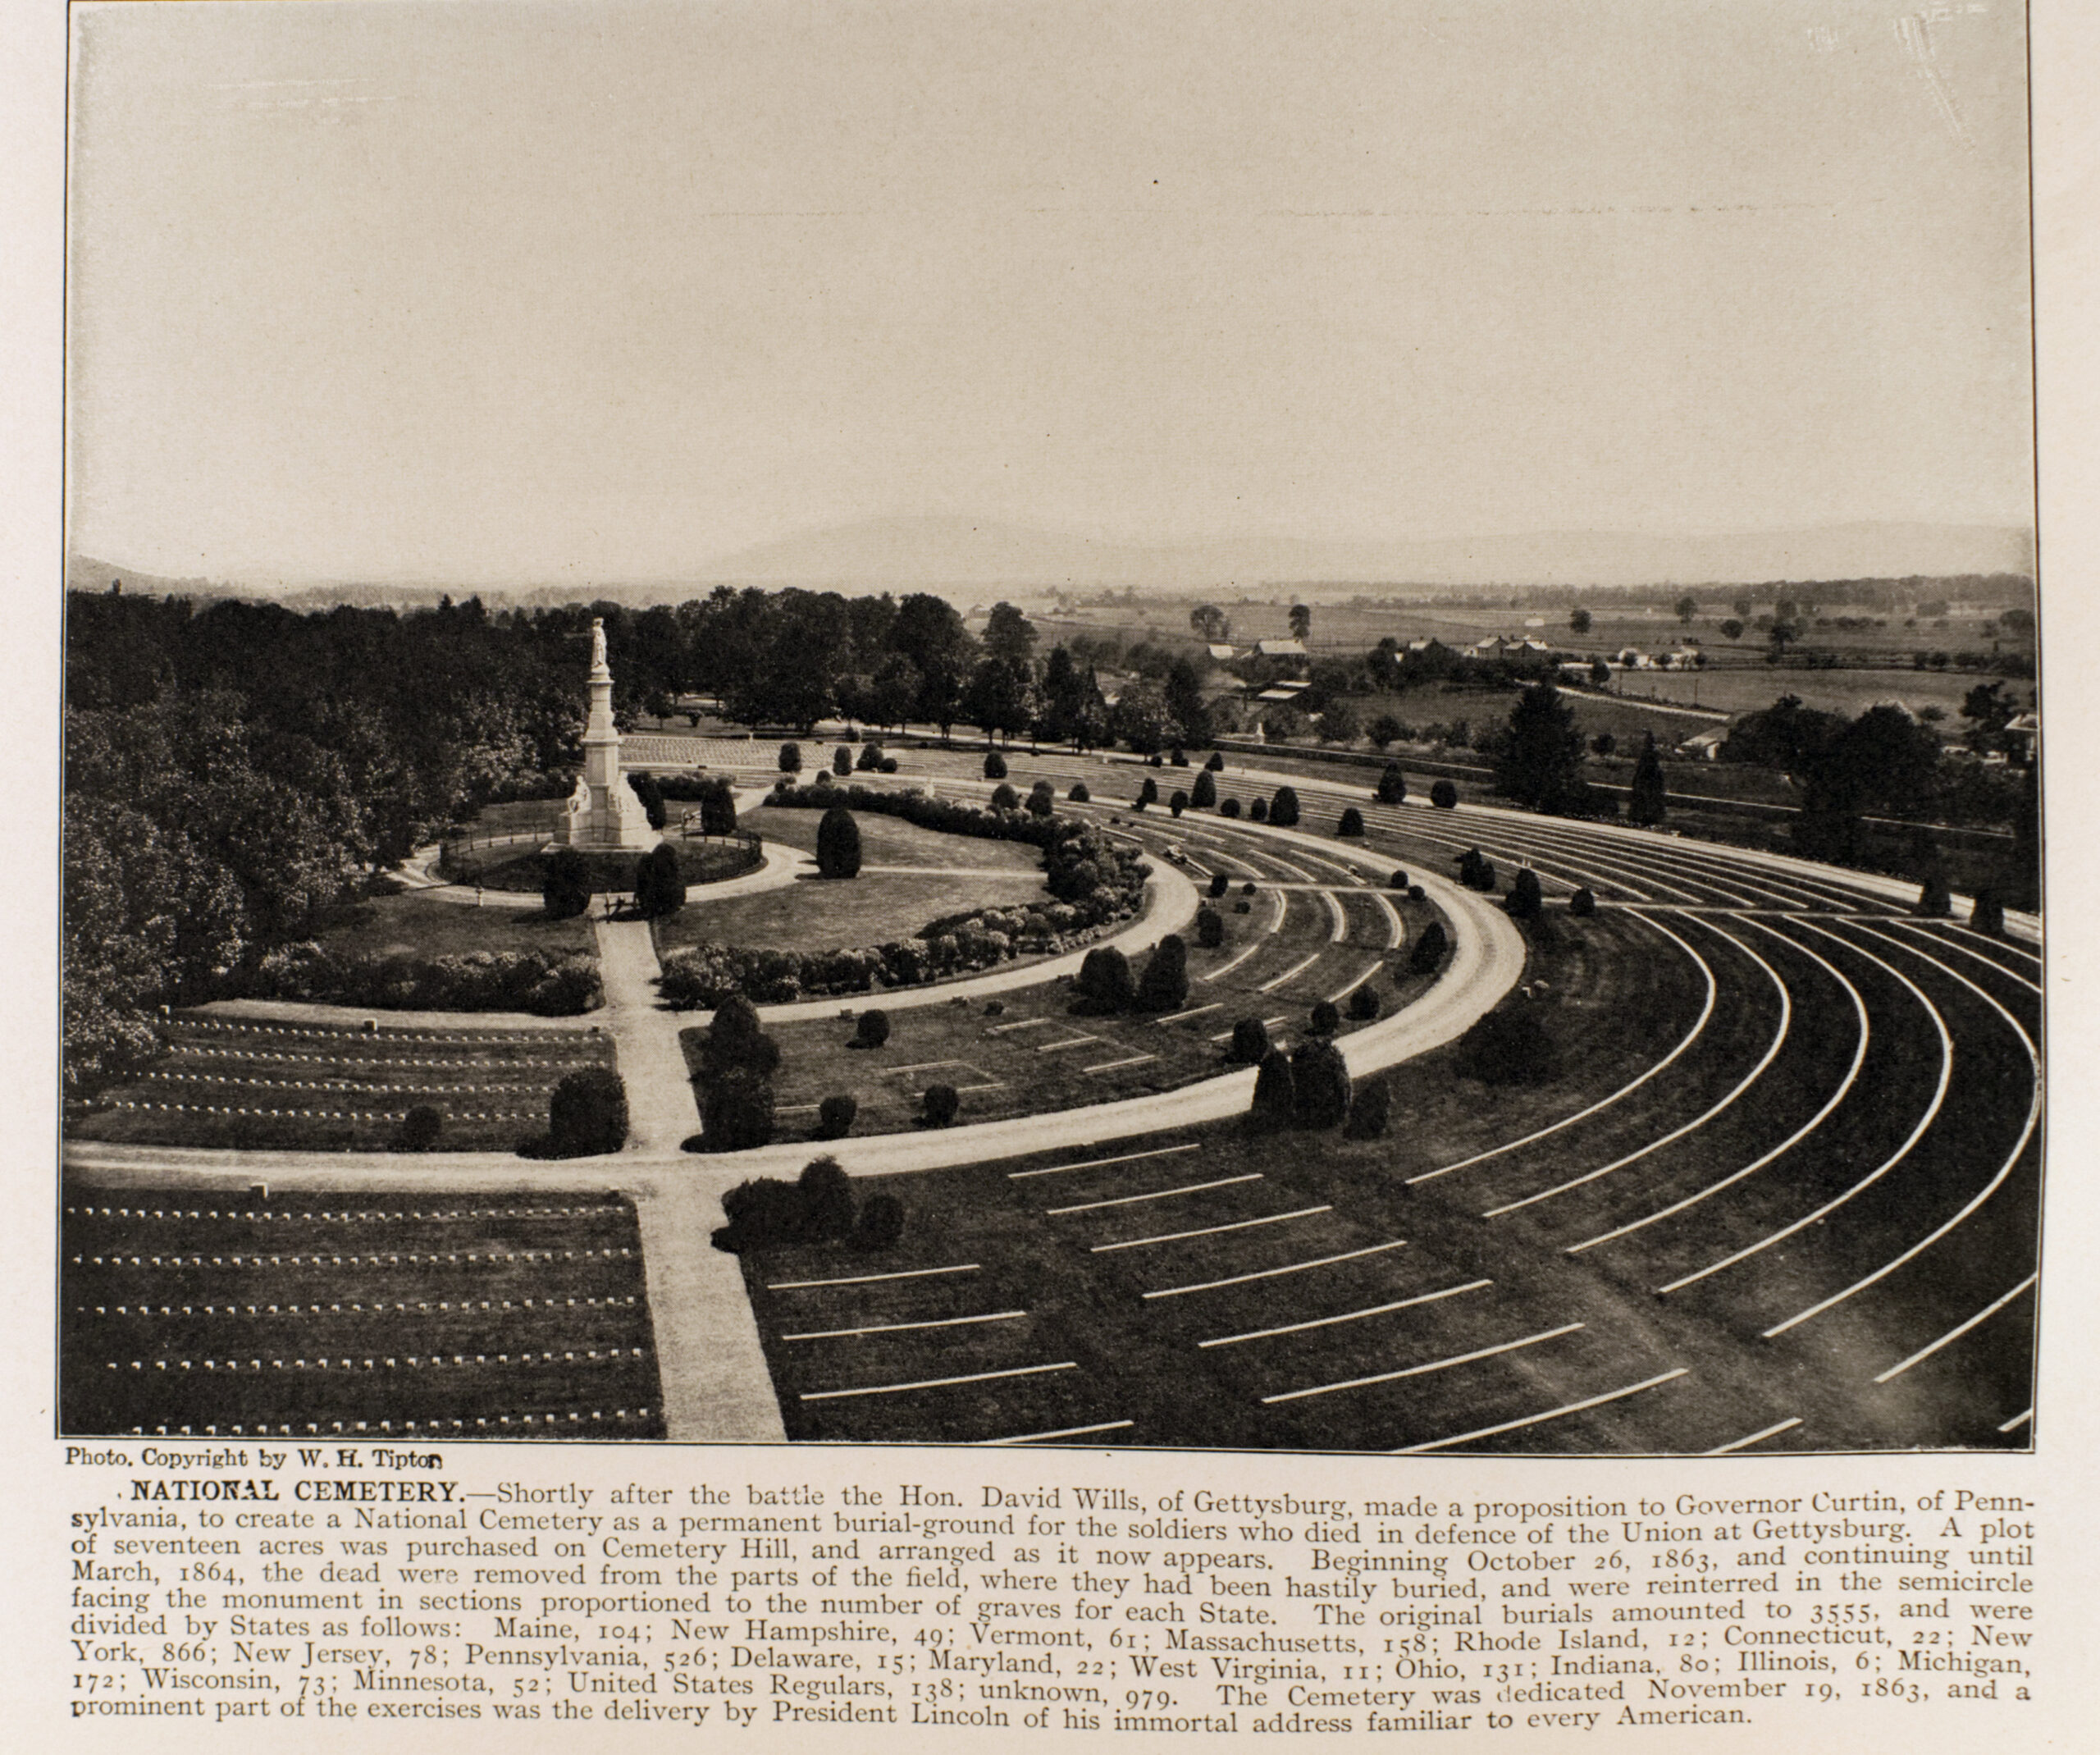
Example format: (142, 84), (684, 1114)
(70, 1017), (614, 1153)
(62, 1189), (663, 1438)
(678, 883), (1441, 1140)
(314, 891), (596, 961)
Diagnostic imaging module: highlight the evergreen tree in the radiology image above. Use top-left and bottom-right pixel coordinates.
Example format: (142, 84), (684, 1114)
(1291, 1040), (1353, 1129)
(1135, 934), (1190, 1011)
(1270, 786), (1301, 827)
(1628, 733), (1668, 826)
(1250, 1048), (1295, 1129)
(1495, 683), (1585, 812)
(815, 806), (862, 878)
(1376, 763), (1406, 805)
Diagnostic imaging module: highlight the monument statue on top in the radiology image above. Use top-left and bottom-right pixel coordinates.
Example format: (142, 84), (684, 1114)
(554, 616), (658, 852)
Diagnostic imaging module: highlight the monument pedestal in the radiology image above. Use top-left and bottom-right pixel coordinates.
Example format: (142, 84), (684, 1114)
(555, 618), (660, 852)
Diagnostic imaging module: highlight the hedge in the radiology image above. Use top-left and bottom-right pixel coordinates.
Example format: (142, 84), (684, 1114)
(245, 942), (602, 1015)
(658, 789), (1148, 1007)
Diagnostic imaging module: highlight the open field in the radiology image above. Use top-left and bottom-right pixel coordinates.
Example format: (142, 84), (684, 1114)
(71, 1016), (615, 1152)
(314, 889), (596, 960)
(61, 1187), (663, 1437)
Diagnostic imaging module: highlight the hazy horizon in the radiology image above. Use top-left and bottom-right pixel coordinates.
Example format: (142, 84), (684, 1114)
(69, 2), (2034, 587)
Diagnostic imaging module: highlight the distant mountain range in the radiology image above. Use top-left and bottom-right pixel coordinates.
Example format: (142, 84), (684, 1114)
(69, 516), (2035, 607)
(688, 516), (2036, 591)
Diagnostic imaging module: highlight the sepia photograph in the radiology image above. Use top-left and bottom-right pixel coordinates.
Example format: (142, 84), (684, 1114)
(60, 0), (2041, 1457)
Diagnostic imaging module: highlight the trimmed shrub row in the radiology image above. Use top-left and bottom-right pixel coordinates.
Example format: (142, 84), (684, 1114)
(244, 942), (603, 1015)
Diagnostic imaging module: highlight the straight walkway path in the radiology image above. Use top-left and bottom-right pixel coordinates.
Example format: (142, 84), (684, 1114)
(591, 915), (786, 1441)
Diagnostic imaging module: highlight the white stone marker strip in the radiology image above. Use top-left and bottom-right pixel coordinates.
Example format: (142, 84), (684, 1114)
(768, 1264), (980, 1291)
(1037, 1035), (1102, 1053)
(1200, 1279), (1492, 1349)
(1155, 1003), (1223, 1025)
(987, 1017), (1057, 1034)
(1092, 1205), (1331, 1254)
(1009, 1143), (1202, 1181)
(1392, 1369), (1688, 1454)
(1082, 1054), (1158, 1074)
(783, 1310), (1030, 1342)
(979, 1420), (1135, 1446)
(801, 1361), (1077, 1401)
(1702, 1418), (1802, 1456)
(1144, 1240), (1410, 1300)
(1256, 952), (1324, 994)
(1048, 1175), (1262, 1216)
(1262, 1322), (1584, 1404)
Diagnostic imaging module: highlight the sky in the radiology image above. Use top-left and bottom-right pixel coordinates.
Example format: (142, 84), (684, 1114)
(66, 0), (2035, 587)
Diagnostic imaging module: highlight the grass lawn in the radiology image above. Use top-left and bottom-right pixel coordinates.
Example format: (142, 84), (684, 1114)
(654, 805), (1049, 956)
(315, 890), (596, 959)
(71, 1017), (616, 1153)
(459, 839), (758, 893)
(728, 909), (2019, 1453)
(61, 1187), (662, 1438)
(680, 883), (1445, 1140)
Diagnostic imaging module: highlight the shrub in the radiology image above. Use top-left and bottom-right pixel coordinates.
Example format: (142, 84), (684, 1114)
(1971, 887), (2006, 936)
(815, 805), (863, 879)
(1291, 1039), (1353, 1129)
(921, 1083), (960, 1127)
(1375, 763), (1407, 805)
(1068, 781), (1091, 802)
(1136, 934), (1190, 1011)
(1459, 1008), (1557, 1086)
(1208, 871), (1230, 899)
(880, 757), (899, 773)
(852, 1192), (905, 1252)
(635, 841), (687, 916)
(800, 1155), (856, 1241)
(813, 769), (833, 788)
(1569, 887), (1596, 917)
(833, 745), (853, 775)
(1389, 868), (1409, 889)
(1348, 985), (1381, 1022)
(1205, 751), (1226, 771)
(1233, 898), (1251, 913)
(1309, 999), (1341, 1035)
(1915, 875), (1952, 918)
(1228, 1017), (1271, 1065)
(1242, 880), (1257, 896)
(1408, 884), (1426, 903)
(1139, 777), (1159, 805)
(1270, 786), (1301, 827)
(548, 1067), (628, 1157)
(1250, 798), (1269, 823)
(1026, 780), (1054, 817)
(395, 1104), (443, 1152)
(856, 741), (885, 771)
(1336, 807), (1365, 838)
(1171, 747), (1189, 766)
(1459, 848), (1497, 893)
(700, 1067), (775, 1150)
(1191, 769), (1217, 809)
(1150, 753), (1165, 767)
(1343, 1074), (1390, 1139)
(1249, 1047), (1295, 1128)
(1196, 905), (1226, 948)
(712, 1177), (805, 1252)
(779, 741), (802, 773)
(991, 782), (1020, 811)
(1220, 797), (1241, 818)
(1431, 779), (1459, 809)
(1506, 867), (1544, 920)
(630, 770), (669, 830)
(984, 750), (1008, 779)
(852, 1008), (891, 1049)
(1077, 944), (1137, 1014)
(541, 847), (592, 918)
(816, 1094), (858, 1140)
(1168, 789), (1188, 816)
(1409, 919), (1449, 975)
(702, 994), (783, 1076)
